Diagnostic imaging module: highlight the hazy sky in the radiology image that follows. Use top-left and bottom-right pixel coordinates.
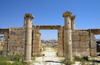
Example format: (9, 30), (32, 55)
(0, 0), (100, 40)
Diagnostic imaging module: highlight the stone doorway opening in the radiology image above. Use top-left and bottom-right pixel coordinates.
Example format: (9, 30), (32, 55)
(0, 34), (5, 54)
(39, 30), (58, 57)
(95, 35), (100, 53)
(32, 25), (63, 57)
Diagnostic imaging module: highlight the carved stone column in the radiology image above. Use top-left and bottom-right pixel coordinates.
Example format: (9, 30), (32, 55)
(24, 13), (34, 62)
(71, 15), (76, 31)
(63, 11), (72, 61)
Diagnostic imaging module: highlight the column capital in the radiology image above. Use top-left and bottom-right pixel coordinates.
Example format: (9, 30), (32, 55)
(71, 15), (76, 20)
(63, 11), (72, 17)
(36, 25), (40, 29)
(24, 13), (34, 19)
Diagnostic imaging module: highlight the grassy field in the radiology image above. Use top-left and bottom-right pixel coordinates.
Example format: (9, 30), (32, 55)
(0, 51), (24, 65)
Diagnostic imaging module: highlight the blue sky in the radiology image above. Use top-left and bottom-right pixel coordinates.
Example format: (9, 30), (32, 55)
(0, 0), (100, 40)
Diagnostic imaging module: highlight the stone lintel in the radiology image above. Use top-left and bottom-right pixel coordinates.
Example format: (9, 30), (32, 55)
(24, 13), (34, 19)
(76, 29), (88, 31)
(36, 25), (61, 30)
(36, 25), (40, 29)
(63, 11), (72, 17)
(75, 29), (100, 35)
(9, 27), (25, 31)
(89, 29), (100, 35)
(0, 28), (9, 34)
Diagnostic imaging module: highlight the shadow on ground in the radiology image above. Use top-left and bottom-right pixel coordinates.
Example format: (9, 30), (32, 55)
(90, 60), (100, 63)
(45, 60), (63, 63)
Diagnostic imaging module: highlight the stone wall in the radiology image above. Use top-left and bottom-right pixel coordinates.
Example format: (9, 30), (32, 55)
(3, 27), (41, 56)
(4, 27), (25, 55)
(32, 27), (41, 56)
(62, 30), (97, 57)
(2, 26), (97, 57)
(72, 30), (90, 57)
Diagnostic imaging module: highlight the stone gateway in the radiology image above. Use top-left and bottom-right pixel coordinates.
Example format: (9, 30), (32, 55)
(0, 11), (99, 61)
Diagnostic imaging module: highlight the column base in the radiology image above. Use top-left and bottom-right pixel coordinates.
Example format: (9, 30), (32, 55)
(23, 60), (33, 65)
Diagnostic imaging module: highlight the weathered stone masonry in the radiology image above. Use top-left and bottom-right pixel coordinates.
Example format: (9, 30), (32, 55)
(0, 11), (100, 60)
(7, 27), (25, 55)
(1, 28), (98, 57)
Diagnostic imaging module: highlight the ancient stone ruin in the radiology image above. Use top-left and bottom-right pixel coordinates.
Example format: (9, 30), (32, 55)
(0, 11), (100, 61)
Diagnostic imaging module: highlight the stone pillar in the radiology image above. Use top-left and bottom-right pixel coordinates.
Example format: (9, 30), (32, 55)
(71, 15), (76, 31)
(90, 33), (97, 56)
(39, 33), (41, 48)
(63, 11), (72, 61)
(3, 33), (9, 55)
(24, 13), (34, 62)
(58, 27), (64, 56)
(32, 25), (36, 56)
(33, 25), (40, 56)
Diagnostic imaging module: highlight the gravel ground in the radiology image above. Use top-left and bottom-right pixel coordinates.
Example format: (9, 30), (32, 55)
(32, 47), (65, 65)
(32, 47), (100, 65)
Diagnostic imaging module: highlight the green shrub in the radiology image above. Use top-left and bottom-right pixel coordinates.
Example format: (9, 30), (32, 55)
(0, 55), (9, 61)
(0, 60), (23, 65)
(9, 54), (24, 61)
(0, 61), (23, 65)
(0, 60), (12, 65)
(0, 54), (24, 65)
(31, 57), (35, 60)
(12, 61), (23, 65)
(0, 54), (24, 61)
(56, 52), (58, 56)
(74, 56), (89, 62)
(60, 59), (64, 62)
(74, 56), (82, 61)
(37, 53), (41, 57)
(79, 60), (86, 65)
(74, 56), (90, 65)
(43, 47), (46, 51)
(40, 49), (42, 52)
(82, 56), (88, 61)
(42, 54), (45, 56)
(0, 50), (3, 55)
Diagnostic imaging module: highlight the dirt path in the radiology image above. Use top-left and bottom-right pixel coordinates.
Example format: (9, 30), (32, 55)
(42, 47), (57, 57)
(32, 47), (65, 65)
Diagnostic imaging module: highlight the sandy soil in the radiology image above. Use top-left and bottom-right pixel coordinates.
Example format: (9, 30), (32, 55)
(32, 47), (100, 65)
(32, 47), (65, 65)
